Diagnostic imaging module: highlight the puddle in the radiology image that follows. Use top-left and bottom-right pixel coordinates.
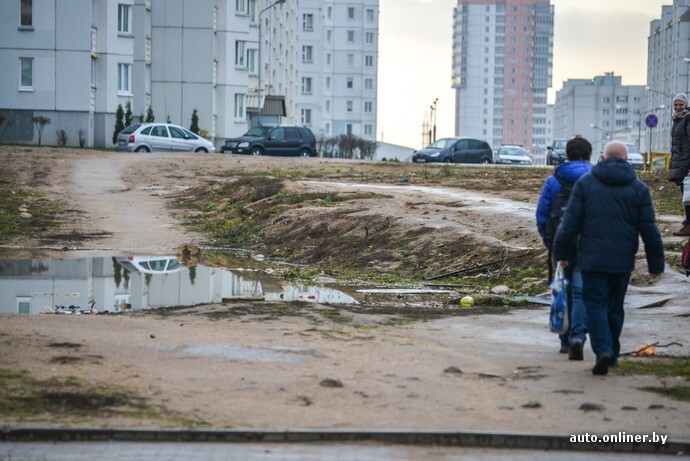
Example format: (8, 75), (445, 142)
(0, 256), (358, 314)
(148, 344), (325, 363)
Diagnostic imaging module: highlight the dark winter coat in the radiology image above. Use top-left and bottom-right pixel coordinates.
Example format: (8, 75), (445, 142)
(669, 112), (690, 185)
(553, 158), (665, 274)
(535, 160), (593, 247)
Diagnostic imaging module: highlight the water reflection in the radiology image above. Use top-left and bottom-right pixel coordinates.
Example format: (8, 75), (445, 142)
(0, 256), (358, 314)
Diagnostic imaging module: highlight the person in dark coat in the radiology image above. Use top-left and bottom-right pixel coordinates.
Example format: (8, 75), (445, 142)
(536, 136), (592, 360)
(669, 93), (690, 236)
(553, 141), (665, 376)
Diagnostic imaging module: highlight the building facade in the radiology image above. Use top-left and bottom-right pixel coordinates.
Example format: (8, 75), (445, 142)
(553, 74), (646, 155)
(452, 0), (553, 156)
(647, 0), (690, 154)
(0, 0), (378, 148)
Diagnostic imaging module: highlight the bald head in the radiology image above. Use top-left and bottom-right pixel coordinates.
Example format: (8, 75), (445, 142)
(602, 141), (628, 161)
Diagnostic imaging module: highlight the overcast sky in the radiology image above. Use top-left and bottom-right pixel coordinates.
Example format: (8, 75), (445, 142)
(377, 0), (670, 149)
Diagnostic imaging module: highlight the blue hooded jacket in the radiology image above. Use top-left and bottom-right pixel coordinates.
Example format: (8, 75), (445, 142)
(552, 158), (665, 274)
(535, 160), (593, 247)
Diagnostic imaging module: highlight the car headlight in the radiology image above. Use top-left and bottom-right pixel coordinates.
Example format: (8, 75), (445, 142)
(429, 152), (441, 157)
(238, 142), (249, 148)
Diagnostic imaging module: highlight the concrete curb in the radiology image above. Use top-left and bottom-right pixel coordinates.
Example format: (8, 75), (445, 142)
(1, 428), (687, 455)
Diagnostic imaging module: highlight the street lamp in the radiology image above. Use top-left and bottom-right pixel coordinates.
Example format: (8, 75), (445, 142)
(257, 0), (286, 126)
(430, 98), (438, 143)
(644, 86), (673, 98)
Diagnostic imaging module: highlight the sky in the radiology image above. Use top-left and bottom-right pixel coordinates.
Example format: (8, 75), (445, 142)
(377, 0), (671, 149)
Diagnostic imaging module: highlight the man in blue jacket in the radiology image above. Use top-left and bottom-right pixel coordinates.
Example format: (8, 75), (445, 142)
(553, 141), (665, 375)
(536, 136), (592, 360)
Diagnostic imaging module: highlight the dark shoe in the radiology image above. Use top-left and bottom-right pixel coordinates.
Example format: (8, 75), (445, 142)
(592, 353), (613, 375)
(569, 339), (584, 361)
(559, 345), (570, 354)
(673, 223), (690, 237)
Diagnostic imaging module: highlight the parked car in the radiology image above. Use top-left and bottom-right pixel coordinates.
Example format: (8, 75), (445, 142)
(220, 125), (317, 157)
(114, 256), (183, 275)
(116, 123), (215, 153)
(623, 143), (645, 170)
(546, 139), (567, 165)
(412, 137), (493, 164)
(494, 145), (533, 165)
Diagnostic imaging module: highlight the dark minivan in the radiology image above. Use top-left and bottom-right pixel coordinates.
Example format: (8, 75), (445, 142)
(221, 125), (317, 157)
(412, 137), (493, 164)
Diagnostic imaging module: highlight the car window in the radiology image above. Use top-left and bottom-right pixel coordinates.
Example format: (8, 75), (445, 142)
(481, 141), (491, 151)
(625, 144), (640, 154)
(285, 127), (301, 139)
(299, 128), (315, 141)
(468, 139), (483, 150)
(183, 129), (199, 140)
(169, 126), (187, 139)
(455, 139), (470, 150)
(151, 125), (169, 137)
(553, 140), (567, 149)
(121, 124), (141, 135)
(245, 127), (272, 137)
(270, 128), (285, 140)
(167, 259), (181, 271)
(428, 138), (451, 149)
(141, 126), (152, 135)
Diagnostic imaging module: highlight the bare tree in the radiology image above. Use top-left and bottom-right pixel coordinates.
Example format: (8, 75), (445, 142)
(32, 116), (51, 146)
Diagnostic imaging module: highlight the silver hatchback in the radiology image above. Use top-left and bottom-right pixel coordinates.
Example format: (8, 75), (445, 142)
(116, 123), (215, 153)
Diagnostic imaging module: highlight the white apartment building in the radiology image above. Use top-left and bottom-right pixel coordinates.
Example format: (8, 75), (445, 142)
(295, 0), (378, 141)
(647, 0), (690, 153)
(452, 0), (553, 156)
(553, 74), (646, 155)
(0, 0), (378, 148)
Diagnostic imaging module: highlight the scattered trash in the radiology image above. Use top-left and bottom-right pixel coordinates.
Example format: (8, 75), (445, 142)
(620, 342), (683, 357)
(579, 402), (605, 412)
(460, 296), (474, 307)
(320, 378), (343, 388)
(443, 366), (463, 375)
(522, 400), (542, 409)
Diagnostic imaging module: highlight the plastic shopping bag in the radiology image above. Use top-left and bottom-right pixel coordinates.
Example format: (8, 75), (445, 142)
(683, 175), (690, 206)
(549, 265), (569, 334)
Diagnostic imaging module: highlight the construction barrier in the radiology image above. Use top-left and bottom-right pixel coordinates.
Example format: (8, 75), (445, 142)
(644, 152), (670, 172)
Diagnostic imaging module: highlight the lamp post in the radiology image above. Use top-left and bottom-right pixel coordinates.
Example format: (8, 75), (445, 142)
(430, 98), (438, 143)
(257, 0), (286, 126)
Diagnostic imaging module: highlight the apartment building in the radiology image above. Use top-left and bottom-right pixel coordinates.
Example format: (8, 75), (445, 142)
(451, 0), (553, 156)
(553, 74), (646, 155)
(0, 0), (378, 148)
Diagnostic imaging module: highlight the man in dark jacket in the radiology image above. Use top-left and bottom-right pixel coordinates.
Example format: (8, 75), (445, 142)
(553, 141), (665, 376)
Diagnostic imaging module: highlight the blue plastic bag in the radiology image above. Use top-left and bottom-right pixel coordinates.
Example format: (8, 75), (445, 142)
(549, 265), (569, 334)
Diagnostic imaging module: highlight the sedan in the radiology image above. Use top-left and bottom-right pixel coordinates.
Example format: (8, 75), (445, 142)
(494, 145), (533, 165)
(116, 123), (215, 153)
(623, 143), (645, 170)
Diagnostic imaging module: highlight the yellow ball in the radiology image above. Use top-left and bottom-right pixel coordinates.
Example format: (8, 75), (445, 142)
(460, 296), (474, 307)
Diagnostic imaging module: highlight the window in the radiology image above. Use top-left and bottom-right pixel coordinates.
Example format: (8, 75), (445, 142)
(365, 78), (373, 90)
(364, 125), (373, 136)
(346, 124), (352, 135)
(301, 77), (312, 94)
(325, 100), (330, 112)
(235, 0), (246, 14)
(327, 30), (332, 41)
(364, 101), (372, 113)
(248, 0), (257, 21)
(117, 63), (131, 93)
(365, 32), (374, 44)
(346, 100), (353, 112)
(365, 55), (374, 67)
(326, 53), (331, 65)
(347, 54), (354, 66)
(118, 4), (130, 33)
(326, 77), (331, 89)
(301, 109), (312, 125)
(213, 59), (218, 87)
(20, 0), (32, 26)
(327, 6), (332, 19)
(17, 297), (31, 315)
(348, 7), (355, 19)
(235, 40), (245, 66)
(302, 13), (313, 31)
(366, 8), (374, 22)
(347, 30), (354, 42)
(347, 77), (353, 89)
(19, 57), (33, 90)
(247, 49), (256, 73)
(302, 45), (313, 62)
(234, 94), (245, 119)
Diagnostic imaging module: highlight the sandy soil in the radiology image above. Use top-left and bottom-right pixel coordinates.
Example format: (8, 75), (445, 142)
(0, 147), (689, 439)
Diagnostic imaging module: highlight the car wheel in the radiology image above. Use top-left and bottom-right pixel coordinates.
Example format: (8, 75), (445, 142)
(194, 147), (209, 153)
(442, 157), (452, 163)
(250, 147), (263, 156)
(481, 157), (491, 164)
(135, 146), (150, 153)
(298, 149), (311, 158)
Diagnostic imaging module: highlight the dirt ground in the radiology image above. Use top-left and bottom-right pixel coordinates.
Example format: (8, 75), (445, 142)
(0, 147), (689, 439)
